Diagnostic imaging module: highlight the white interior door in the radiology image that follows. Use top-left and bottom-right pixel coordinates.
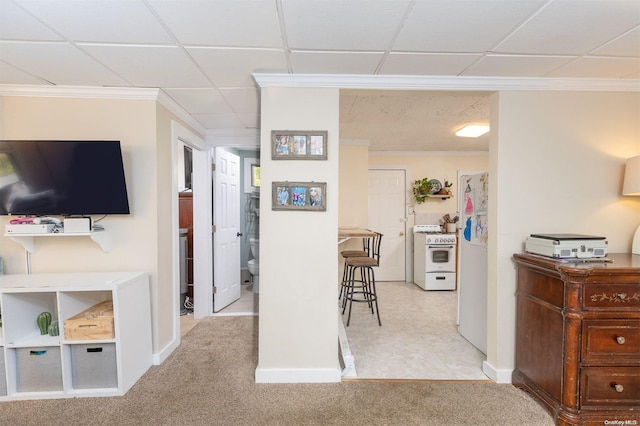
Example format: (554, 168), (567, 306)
(213, 148), (241, 312)
(368, 169), (407, 281)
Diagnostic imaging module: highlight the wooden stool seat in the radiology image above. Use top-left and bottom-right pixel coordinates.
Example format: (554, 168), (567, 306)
(341, 232), (383, 327)
(340, 250), (368, 257)
(345, 256), (378, 267)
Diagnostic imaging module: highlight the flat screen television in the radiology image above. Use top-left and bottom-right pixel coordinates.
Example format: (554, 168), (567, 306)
(0, 140), (130, 216)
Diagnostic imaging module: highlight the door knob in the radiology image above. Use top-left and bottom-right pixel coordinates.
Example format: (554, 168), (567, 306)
(399, 232), (404, 236)
(237, 232), (243, 237)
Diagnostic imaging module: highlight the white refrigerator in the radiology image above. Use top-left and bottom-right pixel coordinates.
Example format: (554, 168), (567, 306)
(456, 172), (488, 354)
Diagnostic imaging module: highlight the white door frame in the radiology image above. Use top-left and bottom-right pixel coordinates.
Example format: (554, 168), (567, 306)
(368, 165), (412, 282)
(171, 123), (213, 335)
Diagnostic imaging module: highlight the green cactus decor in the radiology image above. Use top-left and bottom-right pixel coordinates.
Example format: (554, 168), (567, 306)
(48, 320), (59, 337)
(36, 311), (52, 335)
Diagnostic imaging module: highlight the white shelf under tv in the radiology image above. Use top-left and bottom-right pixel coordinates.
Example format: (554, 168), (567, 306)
(4, 229), (110, 253)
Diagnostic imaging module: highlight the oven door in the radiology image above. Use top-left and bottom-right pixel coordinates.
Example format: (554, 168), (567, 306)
(426, 245), (456, 272)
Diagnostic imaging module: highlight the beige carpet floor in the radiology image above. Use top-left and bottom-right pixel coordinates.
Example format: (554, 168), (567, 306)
(0, 316), (554, 425)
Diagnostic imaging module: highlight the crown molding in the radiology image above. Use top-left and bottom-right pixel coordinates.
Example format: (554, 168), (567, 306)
(0, 84), (206, 135)
(155, 90), (206, 135)
(252, 73), (640, 92)
(0, 84), (160, 99)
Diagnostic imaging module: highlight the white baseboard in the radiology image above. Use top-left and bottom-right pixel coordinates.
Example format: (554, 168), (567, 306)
(338, 313), (357, 378)
(482, 360), (513, 384)
(255, 367), (342, 383)
(153, 337), (179, 365)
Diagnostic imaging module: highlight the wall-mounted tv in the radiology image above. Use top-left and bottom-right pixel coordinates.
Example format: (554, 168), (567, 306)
(0, 140), (130, 216)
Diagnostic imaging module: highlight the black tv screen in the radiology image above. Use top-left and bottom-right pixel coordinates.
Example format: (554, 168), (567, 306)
(0, 140), (130, 216)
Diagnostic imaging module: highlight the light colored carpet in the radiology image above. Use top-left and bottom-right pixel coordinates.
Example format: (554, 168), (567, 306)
(0, 316), (554, 425)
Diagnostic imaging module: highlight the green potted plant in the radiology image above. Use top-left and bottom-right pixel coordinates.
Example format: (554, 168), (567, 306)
(412, 178), (434, 204)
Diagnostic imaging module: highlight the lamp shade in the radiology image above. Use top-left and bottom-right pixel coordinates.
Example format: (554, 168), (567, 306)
(622, 155), (640, 196)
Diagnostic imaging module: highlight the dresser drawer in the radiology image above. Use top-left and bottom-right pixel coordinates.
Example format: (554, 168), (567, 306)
(580, 367), (640, 407)
(582, 320), (640, 363)
(584, 284), (640, 310)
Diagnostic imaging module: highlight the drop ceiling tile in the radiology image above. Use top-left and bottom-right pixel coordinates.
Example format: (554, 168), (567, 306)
(78, 44), (210, 87)
(193, 113), (245, 129)
(237, 113), (260, 129)
(0, 41), (129, 86)
(149, 0), (281, 47)
(290, 51), (384, 74)
(14, 0), (173, 43)
(219, 87), (260, 114)
(187, 47), (287, 87)
(0, 1), (63, 41)
(379, 52), (482, 75)
(464, 54), (576, 77)
(546, 56), (640, 78)
(592, 26), (640, 57)
(394, 0), (545, 52)
(0, 61), (48, 84)
(496, 0), (640, 55)
(281, 0), (411, 50)
(163, 88), (232, 114)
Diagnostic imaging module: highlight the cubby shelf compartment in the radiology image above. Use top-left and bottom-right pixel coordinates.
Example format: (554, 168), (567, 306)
(0, 271), (151, 400)
(4, 229), (110, 253)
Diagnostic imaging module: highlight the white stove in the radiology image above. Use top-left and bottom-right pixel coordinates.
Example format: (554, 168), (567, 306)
(413, 224), (457, 291)
(413, 224), (457, 245)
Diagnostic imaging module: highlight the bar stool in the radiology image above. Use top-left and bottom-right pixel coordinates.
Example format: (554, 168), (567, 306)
(342, 232), (383, 326)
(339, 232), (372, 301)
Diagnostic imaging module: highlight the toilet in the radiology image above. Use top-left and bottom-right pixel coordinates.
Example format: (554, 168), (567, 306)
(247, 238), (259, 293)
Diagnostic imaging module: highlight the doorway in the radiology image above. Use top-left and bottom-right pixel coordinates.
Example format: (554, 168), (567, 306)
(367, 168), (408, 281)
(171, 122), (211, 354)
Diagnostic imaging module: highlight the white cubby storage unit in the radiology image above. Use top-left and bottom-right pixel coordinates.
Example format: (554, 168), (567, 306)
(0, 272), (151, 400)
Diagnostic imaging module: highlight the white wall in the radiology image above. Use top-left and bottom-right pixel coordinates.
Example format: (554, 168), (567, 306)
(256, 87), (341, 382)
(486, 90), (640, 381)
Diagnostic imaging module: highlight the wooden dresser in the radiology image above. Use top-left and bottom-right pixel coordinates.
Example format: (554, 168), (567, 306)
(512, 253), (640, 426)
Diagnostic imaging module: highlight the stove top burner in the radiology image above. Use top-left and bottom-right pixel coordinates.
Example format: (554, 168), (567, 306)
(413, 224), (442, 234)
(413, 224), (457, 244)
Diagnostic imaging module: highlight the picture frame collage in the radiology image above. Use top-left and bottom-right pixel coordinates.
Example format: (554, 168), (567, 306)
(271, 130), (327, 160)
(272, 181), (326, 211)
(270, 130), (328, 212)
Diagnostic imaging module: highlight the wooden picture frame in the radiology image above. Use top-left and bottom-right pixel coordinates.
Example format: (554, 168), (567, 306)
(271, 130), (327, 160)
(272, 181), (326, 211)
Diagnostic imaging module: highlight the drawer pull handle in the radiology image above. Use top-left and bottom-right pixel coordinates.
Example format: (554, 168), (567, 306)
(612, 384), (624, 393)
(616, 336), (626, 345)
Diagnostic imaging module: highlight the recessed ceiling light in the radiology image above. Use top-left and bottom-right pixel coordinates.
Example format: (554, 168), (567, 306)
(456, 124), (490, 138)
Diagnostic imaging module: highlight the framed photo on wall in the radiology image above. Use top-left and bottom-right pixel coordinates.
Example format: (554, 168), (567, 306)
(272, 181), (326, 211)
(271, 130), (328, 160)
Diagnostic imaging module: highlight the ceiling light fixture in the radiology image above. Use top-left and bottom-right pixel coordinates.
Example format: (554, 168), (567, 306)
(456, 124), (490, 138)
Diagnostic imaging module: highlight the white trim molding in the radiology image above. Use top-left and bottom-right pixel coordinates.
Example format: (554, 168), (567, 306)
(253, 73), (640, 92)
(153, 338), (180, 366)
(255, 367), (342, 383)
(482, 361), (513, 384)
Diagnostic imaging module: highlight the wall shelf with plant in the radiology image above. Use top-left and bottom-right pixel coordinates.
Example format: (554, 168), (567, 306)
(412, 178), (453, 203)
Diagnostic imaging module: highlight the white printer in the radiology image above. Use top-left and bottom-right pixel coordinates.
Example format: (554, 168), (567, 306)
(525, 234), (608, 259)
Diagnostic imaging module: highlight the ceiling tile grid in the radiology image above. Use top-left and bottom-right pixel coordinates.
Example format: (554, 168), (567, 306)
(0, 0), (638, 150)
